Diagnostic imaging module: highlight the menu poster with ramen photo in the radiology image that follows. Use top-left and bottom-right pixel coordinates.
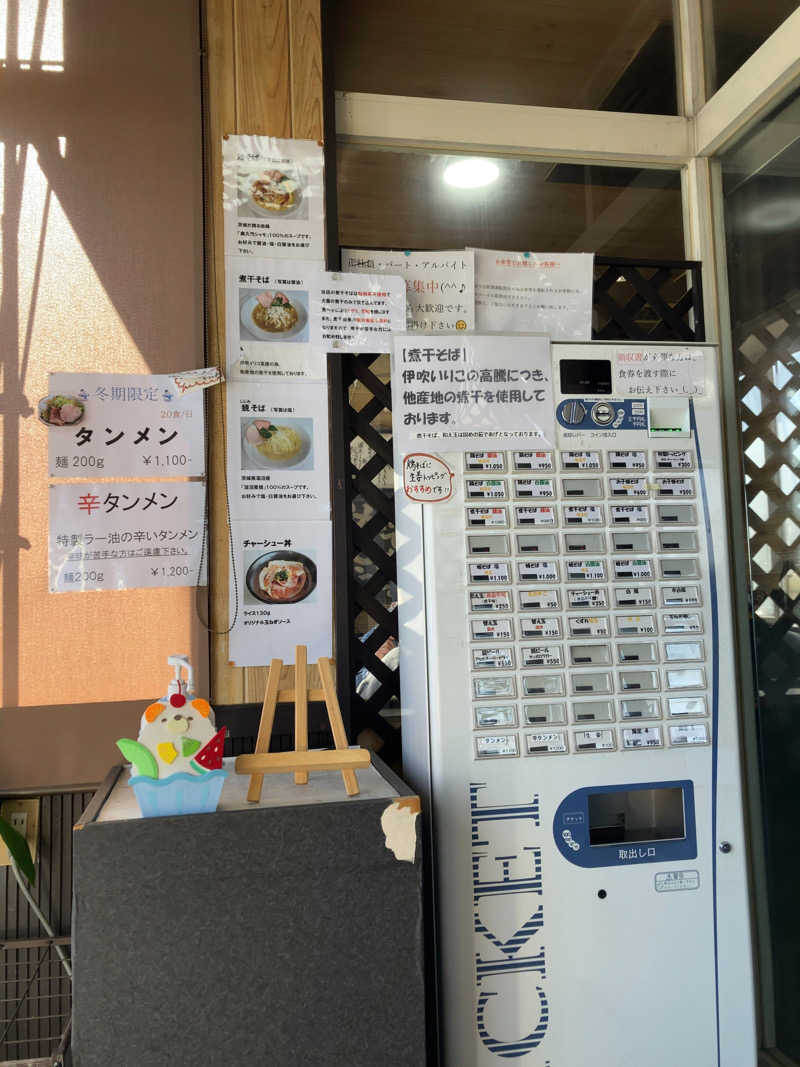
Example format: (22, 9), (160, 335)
(228, 519), (333, 666)
(222, 134), (325, 261)
(226, 380), (330, 521)
(225, 256), (327, 381)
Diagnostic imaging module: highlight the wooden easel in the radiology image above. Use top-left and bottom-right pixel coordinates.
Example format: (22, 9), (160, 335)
(235, 646), (370, 800)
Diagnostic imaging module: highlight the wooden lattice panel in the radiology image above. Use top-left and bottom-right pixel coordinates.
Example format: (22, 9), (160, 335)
(736, 290), (800, 701)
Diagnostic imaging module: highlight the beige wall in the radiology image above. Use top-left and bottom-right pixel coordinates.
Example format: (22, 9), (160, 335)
(1, 0), (207, 787)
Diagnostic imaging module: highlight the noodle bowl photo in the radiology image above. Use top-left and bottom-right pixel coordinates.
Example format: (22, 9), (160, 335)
(239, 289), (308, 342)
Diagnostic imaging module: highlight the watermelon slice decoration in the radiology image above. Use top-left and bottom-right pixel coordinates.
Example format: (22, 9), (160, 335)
(190, 726), (227, 774)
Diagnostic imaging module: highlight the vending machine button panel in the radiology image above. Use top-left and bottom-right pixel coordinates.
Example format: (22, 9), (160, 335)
(473, 704), (518, 729)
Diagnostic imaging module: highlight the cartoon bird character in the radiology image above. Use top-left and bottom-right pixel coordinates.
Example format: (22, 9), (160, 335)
(137, 692), (217, 778)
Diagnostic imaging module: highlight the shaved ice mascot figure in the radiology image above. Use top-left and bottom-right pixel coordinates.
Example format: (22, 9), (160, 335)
(116, 656), (227, 817)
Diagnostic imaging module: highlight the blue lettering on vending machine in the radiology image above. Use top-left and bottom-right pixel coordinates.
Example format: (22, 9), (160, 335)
(470, 784), (549, 1058)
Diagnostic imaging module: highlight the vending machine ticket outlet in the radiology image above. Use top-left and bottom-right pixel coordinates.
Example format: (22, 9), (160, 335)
(394, 338), (757, 1067)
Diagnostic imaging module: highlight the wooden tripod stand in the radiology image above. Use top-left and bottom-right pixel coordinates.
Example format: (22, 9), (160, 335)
(234, 646), (370, 800)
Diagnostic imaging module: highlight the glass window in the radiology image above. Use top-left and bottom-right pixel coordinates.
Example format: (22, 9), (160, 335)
(721, 86), (800, 1063)
(337, 146), (684, 261)
(333, 0), (677, 114)
(708, 1), (800, 93)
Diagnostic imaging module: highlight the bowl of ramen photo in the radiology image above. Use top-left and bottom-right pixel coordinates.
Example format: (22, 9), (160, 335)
(245, 551), (317, 605)
(245, 168), (303, 218)
(38, 394), (85, 427)
(240, 290), (308, 342)
(241, 418), (313, 470)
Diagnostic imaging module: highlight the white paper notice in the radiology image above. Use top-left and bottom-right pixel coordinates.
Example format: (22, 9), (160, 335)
(226, 256), (327, 381)
(341, 249), (475, 332)
(44, 374), (205, 479)
(472, 249), (594, 340)
(49, 481), (206, 592)
(228, 520), (333, 666)
(226, 381), (330, 520)
(391, 334), (554, 454)
(222, 135), (324, 260)
(311, 272), (406, 351)
(614, 347), (707, 396)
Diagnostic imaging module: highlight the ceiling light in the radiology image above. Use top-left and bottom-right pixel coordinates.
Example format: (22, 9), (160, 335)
(443, 158), (499, 189)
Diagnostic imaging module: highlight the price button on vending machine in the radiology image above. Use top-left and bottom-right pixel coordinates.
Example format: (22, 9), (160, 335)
(614, 586), (655, 608)
(654, 450), (694, 470)
(518, 560), (560, 583)
(466, 479), (507, 500)
(609, 477), (649, 497)
(515, 505), (557, 526)
(513, 477), (556, 498)
(560, 450), (603, 471)
(562, 504), (604, 525)
(470, 589), (513, 613)
(470, 618), (514, 641)
(519, 588), (560, 611)
(655, 476), (695, 498)
(610, 504), (650, 525)
(660, 584), (702, 607)
(475, 734), (520, 758)
(573, 729), (615, 752)
(522, 645), (564, 667)
(566, 560), (606, 582)
(468, 561), (511, 584)
(465, 451), (506, 472)
(567, 587), (608, 609)
(662, 612), (703, 634)
(513, 451), (554, 471)
(621, 726), (663, 749)
(519, 616), (562, 639)
(668, 723), (710, 746)
(608, 450), (647, 470)
(613, 558), (654, 580)
(615, 614), (658, 635)
(567, 616), (610, 638)
(525, 730), (569, 755)
(466, 507), (508, 528)
(472, 647), (515, 670)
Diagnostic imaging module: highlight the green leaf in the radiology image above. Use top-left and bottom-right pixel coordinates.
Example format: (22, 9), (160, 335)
(0, 816), (35, 885)
(116, 738), (159, 779)
(181, 737), (202, 758)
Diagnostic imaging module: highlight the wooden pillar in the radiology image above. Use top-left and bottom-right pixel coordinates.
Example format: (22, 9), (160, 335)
(204, 0), (324, 704)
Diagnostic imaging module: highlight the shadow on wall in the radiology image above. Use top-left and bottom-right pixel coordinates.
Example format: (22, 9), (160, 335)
(0, 0), (206, 781)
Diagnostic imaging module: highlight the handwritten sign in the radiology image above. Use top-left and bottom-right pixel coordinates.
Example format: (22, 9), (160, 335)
(403, 453), (454, 502)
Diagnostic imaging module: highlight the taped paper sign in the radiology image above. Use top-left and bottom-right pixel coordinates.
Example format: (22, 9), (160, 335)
(391, 333), (555, 455)
(341, 249), (475, 332)
(614, 347), (706, 396)
(403, 453), (454, 503)
(171, 367), (224, 394)
(222, 135), (324, 261)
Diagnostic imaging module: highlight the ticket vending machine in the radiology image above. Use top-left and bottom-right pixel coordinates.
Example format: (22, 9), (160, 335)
(396, 342), (757, 1067)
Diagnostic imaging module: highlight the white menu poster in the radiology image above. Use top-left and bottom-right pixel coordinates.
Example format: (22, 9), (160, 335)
(49, 481), (206, 592)
(226, 381), (330, 520)
(391, 333), (554, 455)
(222, 135), (325, 260)
(226, 256), (326, 381)
(310, 272), (406, 351)
(341, 249), (475, 332)
(471, 249), (594, 340)
(44, 373), (205, 479)
(228, 519), (333, 666)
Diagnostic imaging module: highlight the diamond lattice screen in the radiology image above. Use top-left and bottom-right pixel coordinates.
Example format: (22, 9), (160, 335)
(737, 290), (800, 700)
